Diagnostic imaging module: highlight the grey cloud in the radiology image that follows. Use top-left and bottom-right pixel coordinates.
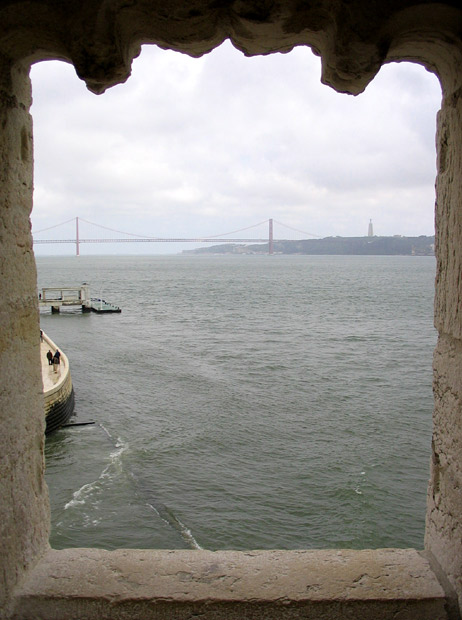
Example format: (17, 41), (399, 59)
(30, 41), (440, 251)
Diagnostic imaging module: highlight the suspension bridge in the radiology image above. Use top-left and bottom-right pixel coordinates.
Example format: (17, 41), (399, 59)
(32, 217), (320, 255)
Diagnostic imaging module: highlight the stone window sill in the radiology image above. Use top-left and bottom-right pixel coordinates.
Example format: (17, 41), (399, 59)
(13, 547), (450, 619)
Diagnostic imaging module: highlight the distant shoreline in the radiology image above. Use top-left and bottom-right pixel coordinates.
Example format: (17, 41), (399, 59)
(183, 235), (435, 256)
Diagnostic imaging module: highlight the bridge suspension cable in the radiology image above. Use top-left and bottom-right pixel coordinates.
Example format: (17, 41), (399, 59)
(204, 219), (270, 239)
(79, 217), (161, 239)
(273, 219), (321, 238)
(32, 217), (77, 235)
(78, 217), (271, 240)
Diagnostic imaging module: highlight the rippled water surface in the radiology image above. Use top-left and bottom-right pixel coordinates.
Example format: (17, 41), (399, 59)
(37, 254), (436, 550)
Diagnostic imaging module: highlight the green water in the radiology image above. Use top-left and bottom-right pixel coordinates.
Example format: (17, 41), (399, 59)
(38, 254), (436, 550)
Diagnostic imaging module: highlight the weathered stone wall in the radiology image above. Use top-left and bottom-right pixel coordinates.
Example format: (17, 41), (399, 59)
(1, 1), (462, 618)
(426, 85), (462, 608)
(0, 55), (49, 613)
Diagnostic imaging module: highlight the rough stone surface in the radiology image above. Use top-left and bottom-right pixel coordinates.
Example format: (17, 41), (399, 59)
(0, 1), (462, 619)
(427, 335), (462, 610)
(427, 49), (462, 613)
(13, 548), (448, 619)
(0, 1), (460, 96)
(0, 54), (50, 615)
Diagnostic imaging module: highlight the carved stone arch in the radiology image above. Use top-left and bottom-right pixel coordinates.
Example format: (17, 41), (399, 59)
(0, 1), (460, 95)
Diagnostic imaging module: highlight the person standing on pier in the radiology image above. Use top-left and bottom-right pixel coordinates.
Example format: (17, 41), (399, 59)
(53, 350), (61, 372)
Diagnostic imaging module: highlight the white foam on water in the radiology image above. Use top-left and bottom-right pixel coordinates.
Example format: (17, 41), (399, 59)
(353, 470), (367, 495)
(147, 502), (203, 550)
(64, 480), (100, 510)
(64, 434), (129, 510)
(179, 524), (203, 550)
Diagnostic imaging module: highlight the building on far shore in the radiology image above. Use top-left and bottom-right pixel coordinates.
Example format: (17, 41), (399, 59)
(368, 219), (374, 237)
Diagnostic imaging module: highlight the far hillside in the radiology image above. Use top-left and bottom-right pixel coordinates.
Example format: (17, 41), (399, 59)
(183, 236), (435, 256)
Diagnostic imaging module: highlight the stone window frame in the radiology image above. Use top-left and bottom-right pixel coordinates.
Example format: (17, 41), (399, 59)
(1, 2), (462, 619)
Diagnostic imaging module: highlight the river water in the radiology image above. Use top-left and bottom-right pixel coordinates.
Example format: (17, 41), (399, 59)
(37, 254), (436, 551)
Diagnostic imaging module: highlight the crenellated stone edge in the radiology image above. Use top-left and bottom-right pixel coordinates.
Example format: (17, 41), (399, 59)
(0, 1), (461, 96)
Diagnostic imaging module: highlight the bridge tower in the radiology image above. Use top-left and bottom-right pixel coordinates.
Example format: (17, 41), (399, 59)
(269, 218), (274, 255)
(76, 217), (80, 256)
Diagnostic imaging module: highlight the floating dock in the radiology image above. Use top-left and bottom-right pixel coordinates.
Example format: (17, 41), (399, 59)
(90, 298), (122, 313)
(38, 284), (121, 313)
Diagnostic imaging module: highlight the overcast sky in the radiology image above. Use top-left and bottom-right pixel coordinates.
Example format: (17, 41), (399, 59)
(30, 41), (442, 255)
